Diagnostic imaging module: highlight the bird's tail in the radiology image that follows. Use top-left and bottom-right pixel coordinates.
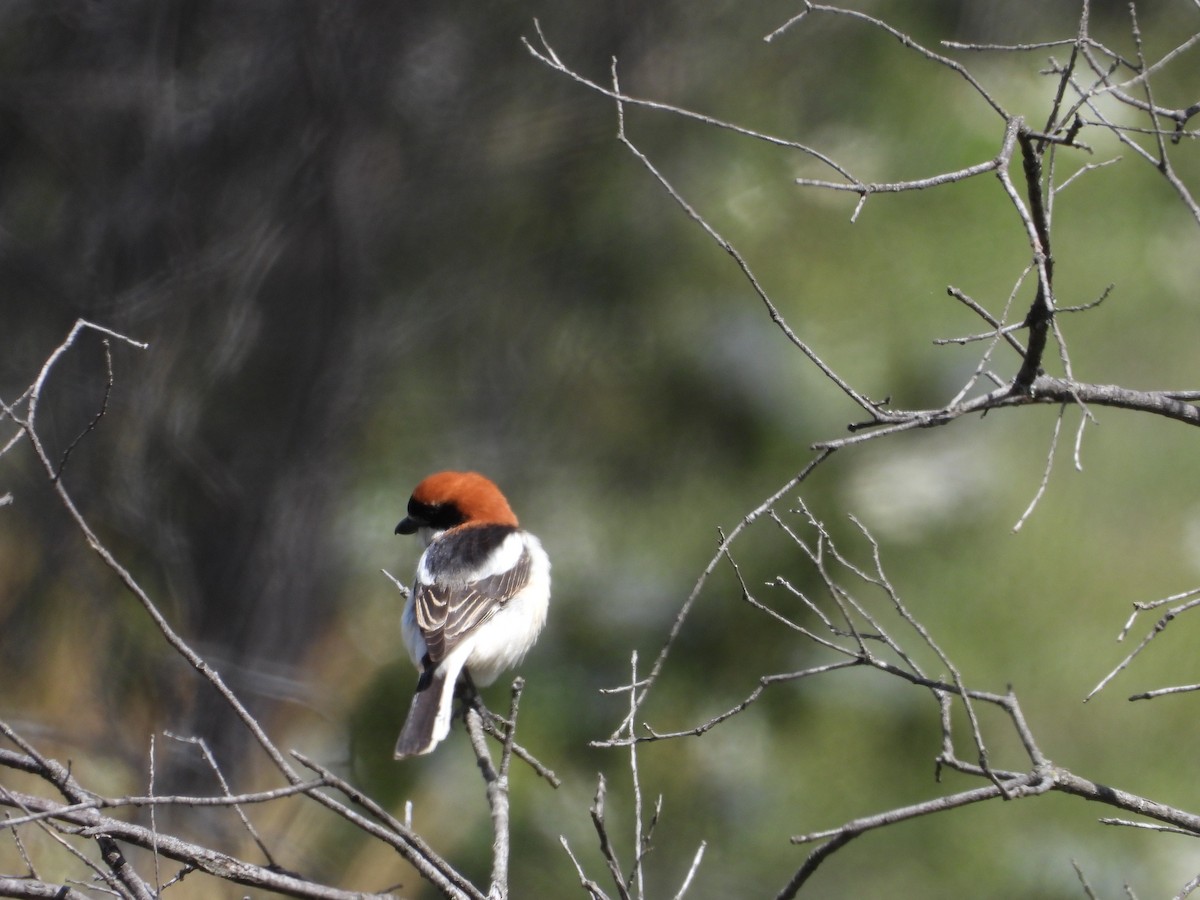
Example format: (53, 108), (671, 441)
(394, 664), (459, 759)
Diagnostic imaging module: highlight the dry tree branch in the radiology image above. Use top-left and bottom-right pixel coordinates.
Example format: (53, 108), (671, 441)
(770, 3), (1010, 118)
(1012, 403), (1065, 532)
(567, 657), (706, 900)
(291, 752), (483, 900)
(820, 376), (1200, 454)
(1131, 683), (1200, 701)
(53, 337), (114, 482)
(530, 1), (1200, 895)
(1175, 871), (1200, 900)
(381, 567), (411, 600)
(2, 322), (502, 900)
(940, 276), (1029, 356)
(670, 841), (706, 900)
(750, 511), (1200, 896)
(606, 501), (1014, 769)
(0, 787), (396, 900)
(1074, 859), (1102, 900)
(1086, 588), (1200, 701)
(940, 270), (1030, 407)
(1122, 587), (1200, 633)
(532, 10), (1200, 882)
(597, 451), (834, 745)
(794, 156), (1008, 222)
(0, 877), (93, 899)
(148, 734), (161, 897)
(460, 678), (560, 788)
(600, 57), (878, 417)
(843, 513), (1005, 783)
(0, 779), (133, 899)
(625, 654), (647, 900)
(594, 488), (1200, 894)
(6, 321), (302, 786)
(521, 21), (853, 180)
(476, 715), (561, 788)
(528, 12), (1200, 486)
(559, 832), (612, 900)
(585, 775), (631, 900)
(783, 774), (1053, 887)
(1070, 8), (1200, 223)
(773, 760), (1200, 900)
(161, 732), (278, 869)
(463, 678), (528, 900)
(1, 720), (151, 900)
(0, 750), (326, 831)
(1002, 125), (1056, 392)
(526, 43), (1199, 830)
(0, 727), (383, 900)
(618, 661), (856, 744)
(1101, 816), (1200, 834)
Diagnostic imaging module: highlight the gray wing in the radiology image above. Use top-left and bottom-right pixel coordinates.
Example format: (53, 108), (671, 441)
(414, 547), (532, 665)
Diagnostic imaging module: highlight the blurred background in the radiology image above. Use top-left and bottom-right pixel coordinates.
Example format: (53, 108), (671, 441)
(1, 0), (1199, 897)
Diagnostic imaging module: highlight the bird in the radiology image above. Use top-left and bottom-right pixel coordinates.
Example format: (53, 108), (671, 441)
(393, 471), (551, 759)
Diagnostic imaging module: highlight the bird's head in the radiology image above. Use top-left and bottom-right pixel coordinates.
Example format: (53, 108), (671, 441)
(395, 471), (519, 546)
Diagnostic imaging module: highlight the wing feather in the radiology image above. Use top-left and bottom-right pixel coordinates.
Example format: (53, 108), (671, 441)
(414, 536), (533, 665)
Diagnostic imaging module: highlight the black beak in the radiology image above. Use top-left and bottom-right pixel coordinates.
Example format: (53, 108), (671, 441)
(395, 517), (419, 535)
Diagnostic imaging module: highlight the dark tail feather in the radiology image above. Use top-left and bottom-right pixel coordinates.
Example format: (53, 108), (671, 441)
(395, 667), (452, 759)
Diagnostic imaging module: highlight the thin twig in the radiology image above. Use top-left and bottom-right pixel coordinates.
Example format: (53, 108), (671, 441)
(1072, 858), (1100, 900)
(601, 452), (834, 744)
(589, 776), (631, 900)
(1012, 404), (1064, 532)
(604, 56), (880, 415)
(1086, 594), (1200, 700)
(54, 338), (114, 481)
(670, 841), (706, 900)
(464, 684), (513, 900)
(291, 750), (482, 900)
(148, 734), (161, 897)
(163, 732), (277, 867)
(9, 323), (311, 790)
(560, 835), (612, 900)
(627, 653), (646, 900)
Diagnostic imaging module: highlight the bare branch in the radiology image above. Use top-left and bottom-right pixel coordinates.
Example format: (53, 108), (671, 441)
(626, 654), (646, 900)
(603, 57), (879, 415)
(587, 776), (631, 900)
(53, 338), (113, 481)
(601, 451), (834, 743)
(291, 751), (483, 900)
(779, 774), (1050, 898)
(0, 785), (392, 900)
(1073, 858), (1100, 900)
(559, 835), (612, 900)
(792, 4), (1011, 118)
(670, 842), (706, 900)
(162, 732), (278, 868)
(794, 156), (1004, 206)
(0, 759), (326, 830)
(522, 21), (853, 179)
(463, 678), (526, 900)
(381, 567), (411, 600)
(1176, 870), (1200, 900)
(1012, 404), (1065, 532)
(1086, 593), (1200, 700)
(0, 877), (93, 899)
(7, 323), (304, 787)
(1130, 683), (1200, 701)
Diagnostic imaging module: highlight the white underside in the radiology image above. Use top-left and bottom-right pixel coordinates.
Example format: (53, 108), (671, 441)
(399, 531), (551, 751)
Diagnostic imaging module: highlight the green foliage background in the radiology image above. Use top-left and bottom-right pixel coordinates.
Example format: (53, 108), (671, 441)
(1, 1), (1198, 897)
